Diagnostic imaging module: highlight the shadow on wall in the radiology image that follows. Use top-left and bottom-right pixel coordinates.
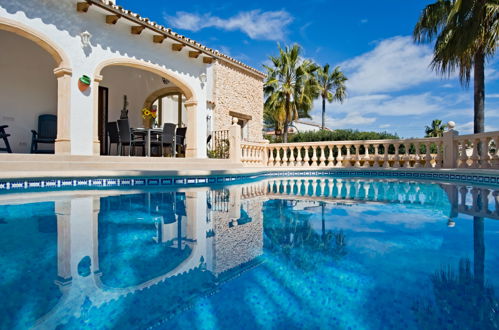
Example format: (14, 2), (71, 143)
(2, 0), (204, 80)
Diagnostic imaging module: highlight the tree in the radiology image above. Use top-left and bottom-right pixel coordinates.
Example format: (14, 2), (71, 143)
(316, 64), (347, 130)
(425, 119), (447, 137)
(414, 0), (499, 134)
(264, 44), (319, 143)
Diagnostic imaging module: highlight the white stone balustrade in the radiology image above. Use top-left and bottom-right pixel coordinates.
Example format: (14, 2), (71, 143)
(229, 123), (499, 170)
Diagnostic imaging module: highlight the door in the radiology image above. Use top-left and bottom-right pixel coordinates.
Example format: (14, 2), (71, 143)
(98, 86), (109, 155)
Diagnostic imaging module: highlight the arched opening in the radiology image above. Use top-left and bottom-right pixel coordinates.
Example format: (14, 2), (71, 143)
(94, 60), (198, 157)
(0, 31), (56, 153)
(0, 18), (71, 155)
(144, 87), (187, 129)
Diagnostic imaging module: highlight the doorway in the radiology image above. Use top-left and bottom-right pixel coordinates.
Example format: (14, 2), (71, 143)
(98, 86), (109, 155)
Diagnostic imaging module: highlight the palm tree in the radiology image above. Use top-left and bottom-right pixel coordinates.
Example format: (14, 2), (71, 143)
(264, 44), (319, 143)
(414, 0), (499, 134)
(425, 119), (447, 137)
(316, 64), (347, 130)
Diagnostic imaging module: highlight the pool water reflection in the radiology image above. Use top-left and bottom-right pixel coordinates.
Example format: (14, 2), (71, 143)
(0, 178), (498, 329)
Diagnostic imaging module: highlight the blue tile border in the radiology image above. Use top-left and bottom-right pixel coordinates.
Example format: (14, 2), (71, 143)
(0, 168), (498, 194)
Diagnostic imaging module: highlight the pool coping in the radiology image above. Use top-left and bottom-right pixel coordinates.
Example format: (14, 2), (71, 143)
(1, 167), (498, 193)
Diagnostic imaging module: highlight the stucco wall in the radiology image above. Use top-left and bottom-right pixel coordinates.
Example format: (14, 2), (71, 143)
(213, 61), (264, 142)
(0, 30), (57, 153)
(0, 0), (208, 156)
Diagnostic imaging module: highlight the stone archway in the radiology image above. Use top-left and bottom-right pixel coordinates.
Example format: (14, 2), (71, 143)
(0, 17), (72, 154)
(93, 59), (199, 157)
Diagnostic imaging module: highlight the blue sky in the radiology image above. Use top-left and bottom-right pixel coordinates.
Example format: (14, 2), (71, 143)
(121, 0), (499, 137)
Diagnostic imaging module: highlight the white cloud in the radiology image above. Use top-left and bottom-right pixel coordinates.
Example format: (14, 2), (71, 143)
(324, 112), (376, 128)
(486, 93), (499, 99)
(336, 93), (444, 116)
(457, 121), (497, 134)
(164, 10), (293, 41)
(341, 36), (449, 94)
(379, 124), (391, 129)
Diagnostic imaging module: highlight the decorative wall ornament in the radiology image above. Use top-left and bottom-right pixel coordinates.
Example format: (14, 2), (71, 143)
(80, 31), (92, 48)
(78, 75), (91, 92)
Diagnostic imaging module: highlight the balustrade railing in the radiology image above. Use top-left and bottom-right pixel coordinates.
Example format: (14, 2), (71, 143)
(228, 121), (499, 170)
(262, 138), (444, 168)
(454, 131), (499, 169)
(208, 130), (230, 159)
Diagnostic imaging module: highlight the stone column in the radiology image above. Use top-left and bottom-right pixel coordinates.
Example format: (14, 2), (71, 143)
(442, 122), (459, 168)
(91, 74), (103, 155)
(185, 100), (198, 158)
(53, 67), (72, 155)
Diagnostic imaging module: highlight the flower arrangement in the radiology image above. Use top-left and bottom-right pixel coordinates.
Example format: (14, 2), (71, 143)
(141, 108), (157, 120)
(141, 107), (158, 128)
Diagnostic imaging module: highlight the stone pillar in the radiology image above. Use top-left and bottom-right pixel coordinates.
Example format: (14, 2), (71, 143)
(185, 100), (198, 158)
(53, 67), (72, 155)
(229, 117), (242, 163)
(92, 74), (103, 155)
(442, 121), (459, 168)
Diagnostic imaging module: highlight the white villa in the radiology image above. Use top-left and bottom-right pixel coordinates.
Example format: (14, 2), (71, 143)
(0, 0), (264, 158)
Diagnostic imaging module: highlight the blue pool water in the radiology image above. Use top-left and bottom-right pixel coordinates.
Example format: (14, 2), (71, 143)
(0, 178), (498, 329)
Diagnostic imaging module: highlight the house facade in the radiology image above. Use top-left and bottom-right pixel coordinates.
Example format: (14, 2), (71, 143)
(0, 0), (264, 157)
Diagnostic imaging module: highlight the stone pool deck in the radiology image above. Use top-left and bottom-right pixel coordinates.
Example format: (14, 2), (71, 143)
(0, 154), (498, 182)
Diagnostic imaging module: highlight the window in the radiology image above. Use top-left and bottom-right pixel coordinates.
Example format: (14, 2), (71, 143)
(152, 93), (187, 127)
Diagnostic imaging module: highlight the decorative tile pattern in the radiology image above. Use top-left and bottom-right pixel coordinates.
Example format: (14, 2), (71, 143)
(0, 169), (497, 194)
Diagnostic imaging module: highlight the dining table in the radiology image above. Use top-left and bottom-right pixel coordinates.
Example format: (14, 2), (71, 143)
(131, 127), (163, 157)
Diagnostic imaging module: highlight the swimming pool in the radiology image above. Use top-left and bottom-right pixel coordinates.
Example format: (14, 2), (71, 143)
(0, 177), (498, 329)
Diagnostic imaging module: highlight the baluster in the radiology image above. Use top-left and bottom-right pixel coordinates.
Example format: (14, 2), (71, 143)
(382, 144), (390, 168)
(327, 145), (335, 167)
(414, 143), (421, 168)
(296, 146), (303, 167)
(319, 146), (326, 167)
(311, 179), (318, 196)
(303, 147), (311, 167)
(354, 144), (361, 167)
(393, 143), (400, 168)
(480, 188), (490, 215)
(268, 147), (275, 166)
(360, 144), (368, 167)
(372, 144), (380, 168)
(459, 186), (469, 211)
(403, 143), (411, 168)
(303, 179), (310, 196)
(311, 146), (319, 167)
(343, 145), (352, 167)
(336, 146), (344, 168)
(480, 137), (491, 168)
(424, 142), (432, 168)
(282, 146), (289, 167)
(458, 139), (468, 168)
(470, 138), (480, 168)
(471, 187), (480, 212)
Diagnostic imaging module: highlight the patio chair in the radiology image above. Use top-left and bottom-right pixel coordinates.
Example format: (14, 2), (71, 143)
(151, 123), (176, 157)
(175, 127), (187, 156)
(0, 125), (12, 153)
(30, 114), (57, 154)
(117, 119), (145, 156)
(106, 121), (120, 155)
